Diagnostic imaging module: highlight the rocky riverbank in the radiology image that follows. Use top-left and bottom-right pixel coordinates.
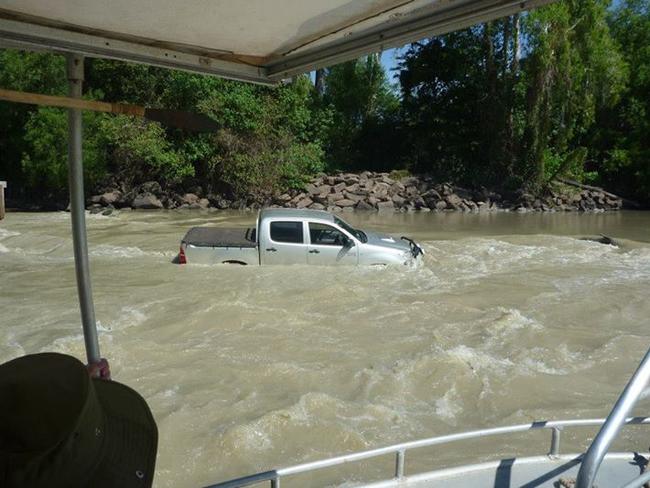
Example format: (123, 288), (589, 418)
(86, 172), (624, 214)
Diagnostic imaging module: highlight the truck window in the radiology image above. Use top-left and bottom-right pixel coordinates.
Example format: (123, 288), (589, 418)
(270, 221), (303, 243)
(309, 223), (347, 246)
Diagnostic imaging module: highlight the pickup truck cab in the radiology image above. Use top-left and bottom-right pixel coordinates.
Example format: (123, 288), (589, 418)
(179, 208), (423, 266)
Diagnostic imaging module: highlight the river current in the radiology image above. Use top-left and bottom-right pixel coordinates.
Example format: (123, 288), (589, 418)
(1, 210), (650, 487)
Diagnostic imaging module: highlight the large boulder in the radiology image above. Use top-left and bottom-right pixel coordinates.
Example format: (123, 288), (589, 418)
(317, 184), (331, 196)
(327, 193), (344, 203)
(133, 193), (163, 209)
(304, 183), (320, 196)
(345, 183), (360, 193)
(100, 190), (122, 206)
(289, 193), (308, 206)
(343, 192), (365, 202)
(421, 189), (441, 206)
(435, 200), (448, 211)
(181, 193), (200, 205)
(372, 182), (389, 197)
(405, 185), (419, 197)
(342, 173), (359, 185)
(355, 200), (374, 211)
(412, 196), (427, 209)
(376, 200), (395, 210)
(115, 190), (135, 208)
(313, 194), (330, 205)
(360, 180), (375, 191)
(275, 193), (292, 204)
(296, 197), (313, 208)
(391, 194), (406, 206)
(337, 199), (356, 207)
(445, 194), (463, 208)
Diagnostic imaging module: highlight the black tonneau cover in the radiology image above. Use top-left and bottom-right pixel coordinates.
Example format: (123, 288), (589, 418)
(182, 227), (257, 248)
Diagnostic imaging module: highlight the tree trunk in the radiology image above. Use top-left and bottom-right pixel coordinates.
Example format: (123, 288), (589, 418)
(314, 69), (326, 96)
(503, 15), (519, 168)
(502, 17), (511, 80)
(482, 22), (499, 165)
(512, 13), (521, 73)
(524, 57), (554, 187)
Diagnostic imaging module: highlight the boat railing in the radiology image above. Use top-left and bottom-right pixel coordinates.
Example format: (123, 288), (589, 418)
(205, 416), (650, 488)
(622, 471), (650, 488)
(576, 348), (650, 488)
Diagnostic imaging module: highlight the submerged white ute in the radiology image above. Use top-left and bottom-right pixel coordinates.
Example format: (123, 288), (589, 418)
(179, 208), (424, 266)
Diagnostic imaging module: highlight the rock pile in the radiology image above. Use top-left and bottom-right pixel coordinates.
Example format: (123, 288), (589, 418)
(88, 181), (221, 213)
(87, 172), (624, 213)
(271, 172), (624, 213)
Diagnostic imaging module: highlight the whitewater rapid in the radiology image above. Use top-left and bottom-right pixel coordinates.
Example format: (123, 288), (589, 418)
(1, 210), (649, 487)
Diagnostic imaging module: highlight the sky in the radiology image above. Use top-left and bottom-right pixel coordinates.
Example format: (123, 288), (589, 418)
(309, 47), (405, 88)
(380, 48), (404, 84)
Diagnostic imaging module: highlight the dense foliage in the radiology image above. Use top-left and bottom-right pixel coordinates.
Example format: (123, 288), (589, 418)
(398, 0), (630, 192)
(594, 0), (650, 200)
(0, 56), (329, 205)
(0, 0), (648, 206)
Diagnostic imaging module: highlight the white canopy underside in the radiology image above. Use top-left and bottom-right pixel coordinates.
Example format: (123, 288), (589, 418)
(0, 0), (552, 84)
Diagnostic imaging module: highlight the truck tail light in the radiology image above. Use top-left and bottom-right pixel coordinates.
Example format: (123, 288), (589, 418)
(178, 245), (187, 264)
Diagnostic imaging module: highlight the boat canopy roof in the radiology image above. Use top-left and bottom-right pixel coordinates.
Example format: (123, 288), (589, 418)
(0, 0), (551, 84)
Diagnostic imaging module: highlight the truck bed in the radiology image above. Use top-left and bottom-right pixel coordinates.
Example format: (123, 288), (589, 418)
(182, 227), (257, 248)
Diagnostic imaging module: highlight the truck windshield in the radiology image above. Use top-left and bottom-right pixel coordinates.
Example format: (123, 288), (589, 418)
(334, 217), (367, 243)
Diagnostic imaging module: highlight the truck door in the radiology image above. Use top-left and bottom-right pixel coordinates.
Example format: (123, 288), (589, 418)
(307, 222), (358, 265)
(261, 220), (307, 264)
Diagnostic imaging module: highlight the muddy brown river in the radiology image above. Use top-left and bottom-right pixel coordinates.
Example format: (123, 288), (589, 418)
(1, 210), (650, 487)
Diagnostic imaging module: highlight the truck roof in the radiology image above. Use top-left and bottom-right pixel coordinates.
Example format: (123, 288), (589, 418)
(259, 208), (335, 222)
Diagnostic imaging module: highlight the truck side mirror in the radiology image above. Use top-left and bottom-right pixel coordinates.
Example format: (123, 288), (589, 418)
(343, 236), (354, 248)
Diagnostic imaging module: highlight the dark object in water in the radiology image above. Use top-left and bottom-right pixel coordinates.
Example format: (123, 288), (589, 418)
(580, 234), (618, 246)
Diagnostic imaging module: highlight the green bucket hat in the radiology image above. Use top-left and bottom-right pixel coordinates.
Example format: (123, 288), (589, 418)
(0, 352), (158, 488)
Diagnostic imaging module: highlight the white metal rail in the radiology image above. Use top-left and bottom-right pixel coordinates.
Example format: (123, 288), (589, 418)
(576, 348), (650, 488)
(205, 416), (650, 488)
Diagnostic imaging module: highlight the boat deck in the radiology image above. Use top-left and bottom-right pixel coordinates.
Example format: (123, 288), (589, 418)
(360, 453), (646, 487)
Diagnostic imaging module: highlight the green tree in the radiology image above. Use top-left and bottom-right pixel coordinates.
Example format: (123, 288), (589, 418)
(0, 51), (66, 201)
(0, 51), (329, 203)
(398, 0), (627, 192)
(521, 0), (626, 187)
(20, 108), (107, 205)
(399, 22), (516, 185)
(593, 0), (650, 202)
(196, 75), (327, 199)
(323, 55), (400, 170)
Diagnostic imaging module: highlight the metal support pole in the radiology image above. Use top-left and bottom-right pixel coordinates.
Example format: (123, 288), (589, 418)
(395, 449), (405, 478)
(66, 53), (100, 365)
(0, 181), (6, 220)
(549, 427), (561, 457)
